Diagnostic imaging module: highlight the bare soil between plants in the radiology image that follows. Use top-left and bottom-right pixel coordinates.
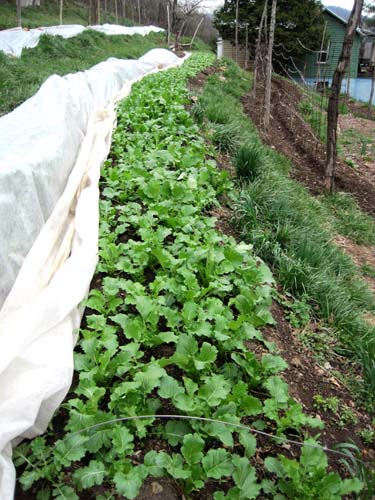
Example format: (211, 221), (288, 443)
(242, 77), (375, 217)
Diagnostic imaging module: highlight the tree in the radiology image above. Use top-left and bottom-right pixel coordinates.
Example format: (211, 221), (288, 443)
(252, 0), (268, 99)
(325, 0), (364, 191)
(16, 0), (22, 27)
(172, 0), (205, 49)
(264, 0), (277, 128)
(215, 0), (324, 62)
(59, 0), (63, 25)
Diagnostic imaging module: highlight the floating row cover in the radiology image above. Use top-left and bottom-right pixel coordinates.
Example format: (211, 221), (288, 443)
(0, 47), (185, 500)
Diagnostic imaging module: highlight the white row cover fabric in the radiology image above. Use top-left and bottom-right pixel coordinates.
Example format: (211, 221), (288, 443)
(0, 23), (164, 57)
(0, 49), (187, 500)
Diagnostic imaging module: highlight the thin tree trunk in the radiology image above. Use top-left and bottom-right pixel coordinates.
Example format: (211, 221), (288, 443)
(166, 3), (171, 44)
(59, 0), (63, 25)
(190, 17), (204, 49)
(114, 0), (118, 24)
(252, 0), (268, 100)
(175, 19), (187, 51)
(235, 0), (239, 62)
(104, 0), (107, 23)
(137, 0), (141, 24)
(264, 0), (277, 129)
(244, 22), (249, 69)
(325, 0), (364, 191)
(368, 65), (375, 116)
(97, 0), (101, 24)
(16, 0), (22, 27)
(172, 0), (178, 33)
(122, 0), (125, 22)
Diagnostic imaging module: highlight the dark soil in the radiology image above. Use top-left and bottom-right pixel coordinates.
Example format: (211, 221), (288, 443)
(262, 302), (373, 457)
(242, 77), (375, 217)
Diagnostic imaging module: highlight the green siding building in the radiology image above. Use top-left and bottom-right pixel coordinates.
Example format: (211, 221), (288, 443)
(301, 8), (361, 79)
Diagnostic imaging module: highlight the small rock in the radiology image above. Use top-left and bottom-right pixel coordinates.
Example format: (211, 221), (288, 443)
(151, 482), (164, 494)
(324, 361), (332, 370)
(291, 357), (303, 367)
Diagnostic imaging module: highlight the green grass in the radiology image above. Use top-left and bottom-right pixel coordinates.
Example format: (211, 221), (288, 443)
(0, 0), (137, 29)
(298, 87), (348, 142)
(320, 192), (375, 246)
(0, 0), (91, 29)
(195, 59), (375, 399)
(0, 30), (168, 116)
(234, 143), (264, 182)
(362, 264), (375, 279)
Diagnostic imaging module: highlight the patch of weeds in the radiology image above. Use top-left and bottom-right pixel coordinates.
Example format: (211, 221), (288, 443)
(314, 396), (358, 428)
(233, 143), (264, 182)
(203, 96), (233, 124)
(313, 395), (340, 413)
(339, 406), (358, 428)
(299, 328), (335, 364)
(346, 158), (358, 169)
(191, 100), (204, 124)
(298, 94), (327, 141)
(321, 192), (375, 246)
(362, 265), (375, 279)
(360, 420), (375, 445)
(339, 100), (349, 114)
(211, 122), (241, 153)
(278, 293), (311, 329)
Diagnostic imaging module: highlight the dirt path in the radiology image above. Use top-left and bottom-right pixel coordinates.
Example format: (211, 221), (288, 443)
(242, 78), (375, 217)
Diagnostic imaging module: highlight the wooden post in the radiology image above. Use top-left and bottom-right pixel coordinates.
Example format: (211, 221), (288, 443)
(264, 0), (277, 129)
(137, 0), (141, 24)
(114, 0), (118, 24)
(167, 2), (171, 45)
(16, 0), (22, 27)
(245, 22), (249, 70)
(122, 0), (125, 23)
(235, 0), (239, 62)
(253, 0), (268, 100)
(325, 0), (364, 191)
(59, 0), (63, 25)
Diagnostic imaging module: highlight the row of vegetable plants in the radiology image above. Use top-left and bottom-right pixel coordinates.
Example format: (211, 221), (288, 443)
(15, 53), (362, 499)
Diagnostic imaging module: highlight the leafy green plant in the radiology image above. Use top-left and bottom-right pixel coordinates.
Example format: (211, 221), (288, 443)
(14, 52), (365, 500)
(264, 439), (362, 499)
(313, 395), (340, 414)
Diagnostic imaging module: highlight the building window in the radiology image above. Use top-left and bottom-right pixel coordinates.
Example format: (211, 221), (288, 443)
(318, 43), (329, 64)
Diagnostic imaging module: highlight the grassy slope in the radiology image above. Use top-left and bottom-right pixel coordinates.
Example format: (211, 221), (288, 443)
(194, 60), (375, 403)
(0, 30), (168, 116)
(0, 0), (123, 29)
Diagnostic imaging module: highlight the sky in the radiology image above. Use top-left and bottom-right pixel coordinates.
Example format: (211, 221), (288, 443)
(202, 0), (356, 13)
